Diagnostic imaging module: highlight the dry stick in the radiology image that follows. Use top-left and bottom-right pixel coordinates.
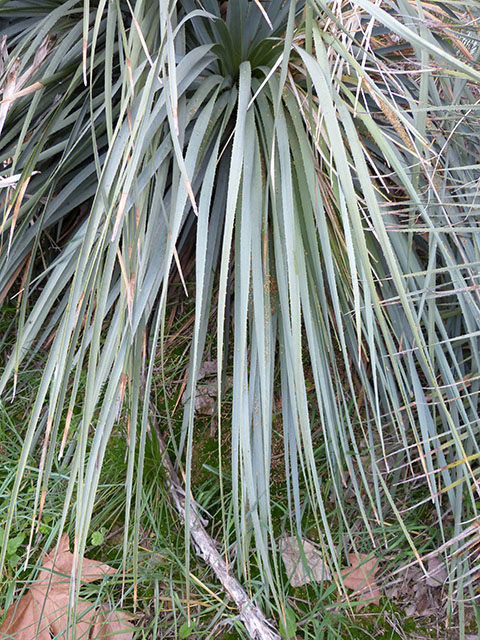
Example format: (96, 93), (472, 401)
(149, 411), (281, 640)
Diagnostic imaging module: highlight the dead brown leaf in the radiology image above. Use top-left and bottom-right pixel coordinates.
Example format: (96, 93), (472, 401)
(0, 591), (51, 640)
(425, 554), (447, 587)
(340, 553), (381, 607)
(281, 536), (331, 587)
(0, 534), (135, 639)
(182, 360), (232, 416)
(91, 607), (136, 639)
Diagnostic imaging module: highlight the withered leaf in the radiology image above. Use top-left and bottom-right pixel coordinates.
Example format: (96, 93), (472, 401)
(425, 555), (447, 587)
(91, 606), (136, 639)
(0, 534), (134, 639)
(340, 553), (381, 607)
(0, 591), (51, 640)
(182, 360), (232, 416)
(38, 533), (116, 586)
(281, 536), (331, 587)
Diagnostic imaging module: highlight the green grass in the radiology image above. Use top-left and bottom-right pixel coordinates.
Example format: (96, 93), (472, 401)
(1, 294), (475, 639)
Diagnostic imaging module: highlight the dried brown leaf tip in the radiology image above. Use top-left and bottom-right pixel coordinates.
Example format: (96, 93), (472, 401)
(0, 35), (7, 77)
(0, 534), (135, 639)
(0, 34), (55, 137)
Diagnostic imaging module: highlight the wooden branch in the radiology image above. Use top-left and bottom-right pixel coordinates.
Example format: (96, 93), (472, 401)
(150, 413), (281, 640)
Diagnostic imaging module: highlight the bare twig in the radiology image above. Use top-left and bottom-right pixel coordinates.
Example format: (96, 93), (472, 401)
(149, 408), (281, 640)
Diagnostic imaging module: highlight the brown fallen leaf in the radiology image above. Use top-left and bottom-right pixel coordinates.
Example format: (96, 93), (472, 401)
(91, 607), (136, 640)
(340, 553), (381, 607)
(281, 536), (331, 587)
(182, 360), (232, 416)
(0, 591), (51, 640)
(31, 586), (94, 640)
(38, 533), (116, 586)
(0, 534), (134, 639)
(425, 554), (447, 587)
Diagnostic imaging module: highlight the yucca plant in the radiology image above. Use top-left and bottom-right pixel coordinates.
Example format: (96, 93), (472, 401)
(1, 0), (479, 636)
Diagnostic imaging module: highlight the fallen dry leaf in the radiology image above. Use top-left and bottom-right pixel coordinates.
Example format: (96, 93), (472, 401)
(387, 563), (445, 618)
(0, 534), (134, 639)
(92, 607), (136, 640)
(0, 591), (51, 640)
(340, 553), (381, 607)
(191, 381), (219, 415)
(425, 554), (447, 587)
(39, 533), (116, 585)
(281, 536), (331, 587)
(182, 360), (232, 416)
